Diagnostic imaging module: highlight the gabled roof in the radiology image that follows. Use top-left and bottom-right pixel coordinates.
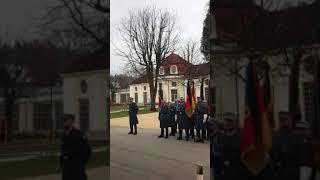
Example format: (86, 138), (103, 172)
(131, 75), (149, 84)
(162, 53), (190, 65)
(62, 48), (108, 74)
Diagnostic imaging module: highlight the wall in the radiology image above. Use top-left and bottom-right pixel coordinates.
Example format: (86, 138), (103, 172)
(62, 69), (107, 133)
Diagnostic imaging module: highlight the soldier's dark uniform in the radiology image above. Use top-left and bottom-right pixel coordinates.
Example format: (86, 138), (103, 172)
(176, 100), (185, 140)
(221, 130), (246, 180)
(271, 127), (306, 180)
(167, 103), (177, 136)
(183, 113), (194, 141)
(128, 101), (139, 135)
(61, 128), (91, 180)
(210, 123), (224, 180)
(195, 99), (206, 142)
(158, 103), (169, 138)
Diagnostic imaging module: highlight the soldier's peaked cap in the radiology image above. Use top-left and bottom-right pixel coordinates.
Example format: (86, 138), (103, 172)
(223, 112), (236, 121)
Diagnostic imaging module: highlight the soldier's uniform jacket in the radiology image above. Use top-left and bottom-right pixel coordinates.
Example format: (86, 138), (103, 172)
(271, 128), (308, 180)
(167, 104), (177, 127)
(176, 102), (185, 129)
(129, 102), (139, 125)
(195, 101), (206, 130)
(220, 131), (246, 180)
(159, 105), (169, 128)
(61, 128), (91, 180)
(211, 130), (225, 180)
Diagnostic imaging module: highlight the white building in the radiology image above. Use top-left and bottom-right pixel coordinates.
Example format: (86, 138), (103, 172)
(129, 53), (210, 106)
(129, 53), (316, 129)
(0, 54), (108, 137)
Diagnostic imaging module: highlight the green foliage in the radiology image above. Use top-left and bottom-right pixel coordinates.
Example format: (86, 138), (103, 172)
(200, 13), (210, 62)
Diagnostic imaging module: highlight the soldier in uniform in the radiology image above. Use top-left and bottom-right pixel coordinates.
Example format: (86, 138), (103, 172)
(183, 112), (193, 141)
(158, 100), (169, 138)
(195, 97), (206, 143)
(60, 114), (92, 180)
(128, 97), (139, 135)
(220, 112), (246, 180)
(271, 112), (311, 180)
(168, 102), (177, 136)
(294, 121), (313, 180)
(176, 98), (185, 140)
(208, 118), (225, 180)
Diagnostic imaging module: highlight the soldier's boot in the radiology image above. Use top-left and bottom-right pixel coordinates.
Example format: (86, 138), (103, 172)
(191, 129), (195, 139)
(186, 129), (190, 141)
(177, 129), (182, 140)
(195, 130), (202, 142)
(158, 128), (164, 138)
(165, 128), (169, 139)
(128, 126), (133, 134)
(133, 125), (137, 135)
(202, 130), (206, 140)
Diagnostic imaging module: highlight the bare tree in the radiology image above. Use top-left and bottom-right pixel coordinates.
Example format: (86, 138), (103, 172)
(116, 7), (180, 111)
(39, 0), (109, 51)
(180, 39), (203, 65)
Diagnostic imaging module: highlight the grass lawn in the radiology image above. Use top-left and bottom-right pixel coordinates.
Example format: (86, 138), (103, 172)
(111, 109), (156, 119)
(110, 105), (127, 112)
(0, 151), (108, 180)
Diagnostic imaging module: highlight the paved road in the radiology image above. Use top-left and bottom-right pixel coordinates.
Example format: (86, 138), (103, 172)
(111, 113), (210, 180)
(17, 167), (109, 180)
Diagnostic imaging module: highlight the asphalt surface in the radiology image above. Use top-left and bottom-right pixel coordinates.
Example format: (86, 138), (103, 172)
(110, 125), (210, 180)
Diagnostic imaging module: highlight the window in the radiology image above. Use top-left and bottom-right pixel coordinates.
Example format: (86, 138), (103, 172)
(135, 87), (137, 91)
(120, 94), (127, 104)
(0, 104), (19, 131)
(303, 82), (314, 122)
(172, 82), (177, 87)
(144, 86), (146, 91)
(55, 101), (64, 130)
(159, 67), (164, 75)
(143, 92), (148, 104)
(205, 87), (209, 101)
(135, 93), (139, 103)
(170, 65), (178, 74)
(79, 99), (89, 132)
(171, 89), (178, 102)
(33, 103), (52, 131)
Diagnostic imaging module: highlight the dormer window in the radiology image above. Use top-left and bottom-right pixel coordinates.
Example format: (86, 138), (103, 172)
(159, 67), (164, 75)
(170, 65), (178, 74)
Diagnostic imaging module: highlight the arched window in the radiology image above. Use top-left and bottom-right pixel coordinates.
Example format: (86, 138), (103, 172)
(159, 67), (165, 75)
(170, 65), (178, 74)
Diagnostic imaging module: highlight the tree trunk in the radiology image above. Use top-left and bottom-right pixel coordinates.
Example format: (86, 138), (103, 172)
(200, 78), (204, 100)
(149, 86), (157, 111)
(148, 74), (157, 111)
(288, 50), (302, 128)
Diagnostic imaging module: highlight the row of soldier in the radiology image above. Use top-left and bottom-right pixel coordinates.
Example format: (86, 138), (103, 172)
(158, 97), (208, 143)
(208, 112), (316, 180)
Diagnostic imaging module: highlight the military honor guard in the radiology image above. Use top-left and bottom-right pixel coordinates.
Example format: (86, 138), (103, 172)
(128, 97), (139, 135)
(194, 97), (206, 143)
(158, 100), (169, 138)
(60, 114), (92, 180)
(176, 97), (185, 140)
(168, 102), (177, 136)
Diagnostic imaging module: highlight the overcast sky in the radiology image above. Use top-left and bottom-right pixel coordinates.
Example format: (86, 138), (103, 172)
(0, 0), (51, 42)
(110, 0), (209, 75)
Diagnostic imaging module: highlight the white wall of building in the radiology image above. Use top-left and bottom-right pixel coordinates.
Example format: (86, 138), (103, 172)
(62, 69), (107, 133)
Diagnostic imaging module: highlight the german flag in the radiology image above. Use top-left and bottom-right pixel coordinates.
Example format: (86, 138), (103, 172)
(185, 80), (196, 117)
(240, 61), (272, 176)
